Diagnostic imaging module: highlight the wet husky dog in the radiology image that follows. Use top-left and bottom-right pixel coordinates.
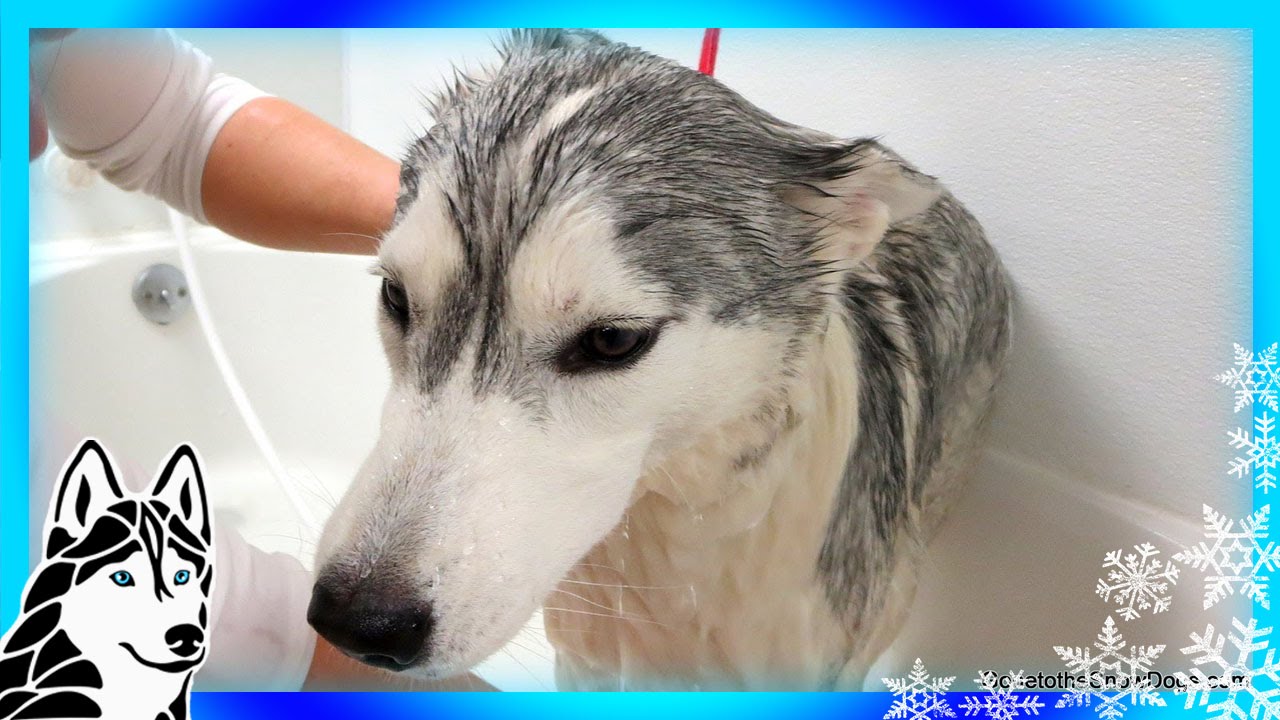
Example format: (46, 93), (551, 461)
(309, 30), (1011, 689)
(0, 440), (213, 718)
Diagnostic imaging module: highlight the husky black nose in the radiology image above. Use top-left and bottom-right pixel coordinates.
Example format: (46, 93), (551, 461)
(165, 624), (204, 657)
(307, 577), (432, 671)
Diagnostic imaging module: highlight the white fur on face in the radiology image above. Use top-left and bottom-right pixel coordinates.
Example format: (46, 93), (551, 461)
(377, 183), (464, 305)
(317, 186), (799, 677)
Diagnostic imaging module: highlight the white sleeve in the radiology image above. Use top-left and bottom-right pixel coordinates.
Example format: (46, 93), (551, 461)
(198, 524), (317, 690)
(30, 29), (268, 224)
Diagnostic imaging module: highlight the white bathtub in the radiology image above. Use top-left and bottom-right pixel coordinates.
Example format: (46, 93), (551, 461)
(29, 224), (1242, 692)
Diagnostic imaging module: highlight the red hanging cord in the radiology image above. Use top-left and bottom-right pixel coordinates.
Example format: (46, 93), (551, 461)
(698, 28), (721, 76)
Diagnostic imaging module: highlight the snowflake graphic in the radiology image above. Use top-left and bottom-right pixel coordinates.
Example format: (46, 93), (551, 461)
(1230, 412), (1279, 494)
(884, 658), (957, 720)
(1175, 617), (1280, 720)
(961, 672), (1045, 719)
(1095, 542), (1179, 621)
(1054, 616), (1165, 719)
(1175, 504), (1280, 609)
(1217, 343), (1279, 413)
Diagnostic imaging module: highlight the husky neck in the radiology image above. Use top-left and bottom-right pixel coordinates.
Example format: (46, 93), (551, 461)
(547, 308), (861, 690)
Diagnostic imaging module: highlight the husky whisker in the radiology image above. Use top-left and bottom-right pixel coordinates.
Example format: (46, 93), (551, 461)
(558, 578), (689, 591)
(547, 587), (634, 615)
(541, 607), (673, 628)
(319, 231), (383, 250)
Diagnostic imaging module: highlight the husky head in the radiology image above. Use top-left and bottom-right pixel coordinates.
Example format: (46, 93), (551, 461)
(1, 440), (214, 717)
(310, 30), (940, 676)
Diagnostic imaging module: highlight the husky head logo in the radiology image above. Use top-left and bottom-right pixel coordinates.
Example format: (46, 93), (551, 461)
(0, 440), (214, 720)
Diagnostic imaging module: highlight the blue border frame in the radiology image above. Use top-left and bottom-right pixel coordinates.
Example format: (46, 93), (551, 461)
(1, 7), (1274, 717)
(1257, 28), (1278, 383)
(1, 17), (31, 634)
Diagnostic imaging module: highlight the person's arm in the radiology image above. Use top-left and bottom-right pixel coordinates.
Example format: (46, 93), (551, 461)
(202, 97), (398, 254)
(32, 29), (396, 254)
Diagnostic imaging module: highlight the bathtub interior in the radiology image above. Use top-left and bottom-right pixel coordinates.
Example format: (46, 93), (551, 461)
(868, 450), (1247, 689)
(27, 28), (1252, 692)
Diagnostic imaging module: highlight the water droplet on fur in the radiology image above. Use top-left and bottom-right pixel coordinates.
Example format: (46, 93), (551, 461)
(463, 543), (475, 556)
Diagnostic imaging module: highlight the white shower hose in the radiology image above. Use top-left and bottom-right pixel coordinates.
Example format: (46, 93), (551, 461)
(167, 207), (322, 532)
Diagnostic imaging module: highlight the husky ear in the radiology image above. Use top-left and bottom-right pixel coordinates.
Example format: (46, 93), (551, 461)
(150, 445), (211, 545)
(50, 439), (125, 541)
(782, 139), (942, 270)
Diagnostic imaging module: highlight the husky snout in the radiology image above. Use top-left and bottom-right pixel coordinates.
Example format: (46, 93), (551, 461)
(307, 412), (448, 671)
(308, 570), (432, 670)
(313, 379), (648, 677)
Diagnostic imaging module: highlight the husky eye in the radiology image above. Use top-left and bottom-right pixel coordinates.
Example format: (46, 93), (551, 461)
(111, 571), (134, 587)
(585, 327), (649, 359)
(174, 570), (190, 585)
(381, 278), (409, 326)
(557, 325), (657, 373)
